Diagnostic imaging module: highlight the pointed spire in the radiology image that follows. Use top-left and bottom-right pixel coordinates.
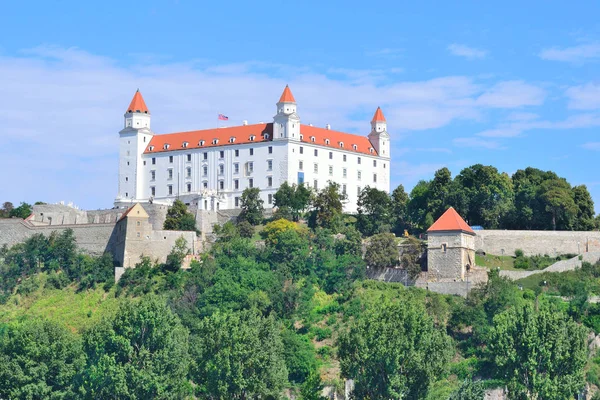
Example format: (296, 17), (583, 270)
(427, 207), (474, 234)
(278, 85), (296, 103)
(371, 106), (386, 122)
(126, 89), (149, 113)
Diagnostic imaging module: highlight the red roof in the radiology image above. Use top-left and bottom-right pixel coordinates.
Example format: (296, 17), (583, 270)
(427, 207), (474, 234)
(371, 107), (386, 122)
(278, 85), (296, 103)
(144, 123), (378, 156)
(145, 123), (273, 154)
(126, 90), (149, 114)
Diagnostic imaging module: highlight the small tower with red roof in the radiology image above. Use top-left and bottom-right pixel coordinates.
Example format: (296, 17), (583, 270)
(426, 207), (475, 280)
(368, 107), (390, 158)
(273, 85), (300, 141)
(116, 90), (154, 206)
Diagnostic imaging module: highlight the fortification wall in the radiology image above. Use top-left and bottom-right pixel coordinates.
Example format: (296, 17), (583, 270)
(474, 230), (600, 257)
(0, 219), (115, 255)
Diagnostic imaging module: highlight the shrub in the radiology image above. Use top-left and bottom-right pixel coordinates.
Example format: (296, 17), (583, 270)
(237, 220), (254, 238)
(515, 249), (524, 258)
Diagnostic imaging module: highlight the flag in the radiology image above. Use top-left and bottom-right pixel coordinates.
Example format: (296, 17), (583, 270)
(218, 114), (229, 121)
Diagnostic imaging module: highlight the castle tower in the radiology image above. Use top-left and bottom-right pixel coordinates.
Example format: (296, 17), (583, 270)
(368, 107), (390, 158)
(273, 85), (300, 141)
(115, 90), (154, 206)
(426, 207), (475, 280)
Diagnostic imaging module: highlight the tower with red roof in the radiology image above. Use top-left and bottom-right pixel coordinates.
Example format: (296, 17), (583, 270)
(426, 207), (475, 280)
(368, 107), (390, 159)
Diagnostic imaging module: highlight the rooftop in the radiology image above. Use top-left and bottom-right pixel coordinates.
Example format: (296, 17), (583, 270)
(427, 207), (474, 234)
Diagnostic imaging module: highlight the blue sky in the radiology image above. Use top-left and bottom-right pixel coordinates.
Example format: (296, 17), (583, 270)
(1, 1), (600, 211)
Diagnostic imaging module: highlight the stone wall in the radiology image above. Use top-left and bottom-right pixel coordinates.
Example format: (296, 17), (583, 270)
(475, 230), (600, 257)
(427, 231), (475, 280)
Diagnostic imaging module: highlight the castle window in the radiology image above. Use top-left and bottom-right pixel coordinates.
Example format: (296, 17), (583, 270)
(137, 232), (141, 238)
(299, 134), (303, 140)
(199, 140), (205, 146)
(329, 152), (333, 159)
(268, 194), (273, 204)
(168, 169), (173, 180)
(187, 154), (192, 162)
(311, 136), (315, 142)
(187, 183), (191, 192)
(313, 180), (318, 190)
(186, 167), (191, 178)
(219, 181), (224, 190)
(127, 150), (130, 156)
(250, 135), (255, 141)
(268, 176), (273, 187)
(246, 162), (254, 174)
(212, 139), (218, 145)
(164, 144), (170, 150)
(234, 179), (239, 189)
(168, 185), (173, 195)
(235, 197), (240, 207)
(169, 156), (173, 163)
(151, 186), (155, 196)
(235, 149), (239, 157)
(353, 144), (357, 150)
(357, 186), (361, 196)
(125, 192), (128, 197)
(357, 157), (361, 165)
(249, 148), (254, 156)
(183, 141), (189, 148)
(267, 160), (273, 171)
(357, 171), (361, 180)
(249, 178), (254, 188)
(342, 184), (347, 194)
(219, 164), (224, 175)
(373, 173), (377, 183)
(329, 166), (333, 176)
(325, 139), (330, 145)
(442, 243), (447, 253)
(264, 133), (270, 139)
(220, 150), (224, 158)
(343, 168), (347, 178)
(339, 142), (344, 148)
(203, 166), (208, 176)
(203, 152), (208, 160)
(234, 163), (239, 174)
(203, 181), (208, 188)
(343, 154), (347, 162)
(137, 221), (141, 227)
(144, 137), (146, 142)
(125, 177), (128, 182)
(370, 148), (374, 153)
(299, 161), (303, 171)
(268, 146), (273, 154)
(299, 146), (304, 154)
(384, 163), (386, 169)
(314, 163), (318, 173)
(152, 157), (156, 165)
(314, 149), (318, 156)
(230, 137), (236, 143)
(149, 146), (154, 151)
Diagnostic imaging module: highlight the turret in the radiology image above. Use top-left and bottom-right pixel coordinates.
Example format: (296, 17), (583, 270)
(124, 89), (151, 130)
(368, 107), (390, 158)
(273, 85), (300, 141)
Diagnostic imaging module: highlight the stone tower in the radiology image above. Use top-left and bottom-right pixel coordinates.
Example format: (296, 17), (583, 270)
(115, 90), (154, 206)
(426, 207), (475, 280)
(368, 107), (390, 159)
(273, 85), (300, 141)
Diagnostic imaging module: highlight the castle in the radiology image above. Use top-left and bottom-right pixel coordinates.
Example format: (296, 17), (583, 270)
(115, 86), (391, 213)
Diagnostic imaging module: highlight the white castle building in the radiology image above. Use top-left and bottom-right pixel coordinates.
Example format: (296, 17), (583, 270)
(115, 86), (391, 213)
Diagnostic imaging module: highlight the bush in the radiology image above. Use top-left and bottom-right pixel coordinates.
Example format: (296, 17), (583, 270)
(515, 249), (524, 258)
(237, 220), (254, 238)
(364, 233), (399, 269)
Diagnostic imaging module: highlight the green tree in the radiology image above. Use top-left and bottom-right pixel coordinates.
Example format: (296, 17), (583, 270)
(81, 296), (190, 399)
(448, 379), (485, 400)
(164, 236), (189, 272)
(274, 181), (312, 221)
(400, 236), (424, 280)
(338, 298), (454, 399)
(282, 329), (318, 384)
(239, 187), (264, 225)
(0, 319), (85, 399)
(572, 185), (596, 230)
(163, 199), (198, 233)
(488, 303), (587, 399)
(300, 370), (328, 400)
(190, 310), (288, 399)
(407, 180), (432, 232)
(0, 201), (14, 218)
(391, 184), (409, 235)
(541, 179), (578, 230)
(236, 220), (254, 238)
(309, 182), (346, 231)
(356, 187), (393, 236)
(364, 233), (399, 268)
(9, 202), (32, 219)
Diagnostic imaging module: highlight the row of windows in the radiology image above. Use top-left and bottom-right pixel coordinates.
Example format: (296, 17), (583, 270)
(149, 146), (274, 165)
(235, 194), (273, 207)
(150, 176), (274, 196)
(298, 147), (380, 165)
(298, 162), (378, 183)
(149, 160), (273, 181)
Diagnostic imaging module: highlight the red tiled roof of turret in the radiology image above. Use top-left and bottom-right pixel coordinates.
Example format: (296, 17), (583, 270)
(126, 89), (149, 113)
(427, 207), (474, 234)
(278, 85), (296, 103)
(371, 107), (386, 122)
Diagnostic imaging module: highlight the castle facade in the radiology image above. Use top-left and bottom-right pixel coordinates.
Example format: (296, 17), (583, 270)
(115, 86), (391, 213)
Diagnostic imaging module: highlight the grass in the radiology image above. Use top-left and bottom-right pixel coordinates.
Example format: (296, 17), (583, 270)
(475, 254), (516, 270)
(0, 282), (122, 333)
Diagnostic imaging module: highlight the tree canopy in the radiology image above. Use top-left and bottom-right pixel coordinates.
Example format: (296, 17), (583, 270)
(163, 199), (198, 233)
(239, 187), (264, 225)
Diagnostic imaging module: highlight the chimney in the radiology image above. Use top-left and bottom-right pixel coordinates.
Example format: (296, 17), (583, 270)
(242, 120), (248, 126)
(309, 123), (313, 126)
(325, 124), (331, 130)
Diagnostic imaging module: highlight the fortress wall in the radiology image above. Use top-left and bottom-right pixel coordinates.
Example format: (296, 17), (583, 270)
(30, 204), (89, 225)
(0, 219), (115, 255)
(474, 230), (600, 257)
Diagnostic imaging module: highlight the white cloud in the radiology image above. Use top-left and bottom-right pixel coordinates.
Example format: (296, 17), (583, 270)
(582, 142), (600, 151)
(476, 128), (522, 138)
(565, 83), (600, 110)
(539, 43), (600, 63)
(414, 147), (453, 154)
(447, 43), (488, 59)
(506, 111), (539, 121)
(453, 137), (505, 149)
(476, 81), (546, 108)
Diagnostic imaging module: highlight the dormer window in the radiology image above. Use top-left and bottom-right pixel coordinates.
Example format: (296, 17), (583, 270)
(339, 142), (344, 148)
(149, 146), (154, 151)
(325, 139), (330, 145)
(212, 139), (218, 145)
(263, 133), (270, 139)
(163, 143), (170, 150)
(229, 137), (236, 143)
(182, 141), (189, 148)
(310, 136), (315, 142)
(249, 135), (256, 141)
(299, 134), (303, 140)
(369, 148), (374, 153)
(353, 144), (358, 151)
(199, 140), (205, 146)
